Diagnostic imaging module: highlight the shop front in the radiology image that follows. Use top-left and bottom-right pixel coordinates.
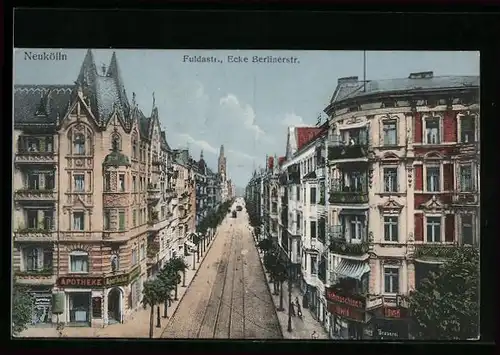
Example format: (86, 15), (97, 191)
(325, 286), (369, 339)
(370, 305), (410, 340)
(30, 288), (53, 326)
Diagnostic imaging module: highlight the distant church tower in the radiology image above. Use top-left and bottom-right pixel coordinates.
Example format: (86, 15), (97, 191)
(218, 145), (227, 181)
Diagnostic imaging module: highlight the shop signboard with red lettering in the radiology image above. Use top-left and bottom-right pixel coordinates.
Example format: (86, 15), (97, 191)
(327, 302), (365, 322)
(58, 277), (104, 287)
(325, 287), (366, 309)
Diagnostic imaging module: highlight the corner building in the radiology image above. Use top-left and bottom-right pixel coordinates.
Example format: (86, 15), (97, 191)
(323, 72), (479, 339)
(13, 50), (179, 328)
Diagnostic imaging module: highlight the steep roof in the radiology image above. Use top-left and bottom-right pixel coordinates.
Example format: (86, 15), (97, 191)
(296, 127), (322, 151)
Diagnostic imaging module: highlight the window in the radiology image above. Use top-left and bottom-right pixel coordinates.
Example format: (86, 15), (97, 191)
(310, 221), (317, 239)
(118, 211), (125, 231)
(133, 139), (137, 159)
(27, 173), (40, 189)
(131, 248), (138, 265)
(383, 120), (397, 146)
(24, 248), (52, 271)
(349, 216), (364, 242)
(383, 168), (398, 192)
(426, 217), (441, 242)
(27, 210), (39, 229)
(119, 174), (125, 192)
(140, 244), (145, 260)
(310, 255), (318, 275)
(348, 172), (363, 192)
(426, 166), (440, 192)
(460, 116), (475, 143)
(310, 187), (317, 204)
(74, 174), (85, 192)
(384, 267), (399, 294)
(296, 213), (301, 230)
(425, 117), (440, 144)
(104, 173), (111, 192)
(111, 134), (121, 151)
(132, 176), (137, 192)
(384, 217), (399, 242)
(462, 215), (474, 245)
(45, 173), (55, 189)
(73, 212), (85, 231)
(296, 186), (300, 201)
(133, 210), (137, 227)
(70, 250), (89, 273)
(460, 165), (473, 192)
(103, 210), (111, 230)
(73, 133), (86, 155)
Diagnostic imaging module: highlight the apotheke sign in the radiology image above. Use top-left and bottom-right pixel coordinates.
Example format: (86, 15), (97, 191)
(58, 266), (141, 288)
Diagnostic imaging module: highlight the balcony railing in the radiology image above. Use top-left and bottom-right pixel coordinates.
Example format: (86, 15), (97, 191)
(15, 188), (56, 201)
(328, 142), (369, 161)
(329, 189), (369, 204)
(15, 268), (54, 277)
(329, 237), (369, 256)
(451, 192), (479, 205)
(414, 244), (478, 260)
(147, 184), (161, 203)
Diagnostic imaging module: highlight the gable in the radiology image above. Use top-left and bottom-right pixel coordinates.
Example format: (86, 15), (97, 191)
(420, 195), (445, 211)
(296, 127), (322, 151)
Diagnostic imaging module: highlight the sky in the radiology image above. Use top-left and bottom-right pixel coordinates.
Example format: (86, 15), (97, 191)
(14, 49), (479, 188)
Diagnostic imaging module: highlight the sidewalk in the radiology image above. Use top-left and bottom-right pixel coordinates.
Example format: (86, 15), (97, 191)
(18, 231), (219, 338)
(257, 249), (329, 340)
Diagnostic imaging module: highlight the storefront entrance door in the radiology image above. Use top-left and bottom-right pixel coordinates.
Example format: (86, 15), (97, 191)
(108, 288), (122, 324)
(69, 292), (91, 325)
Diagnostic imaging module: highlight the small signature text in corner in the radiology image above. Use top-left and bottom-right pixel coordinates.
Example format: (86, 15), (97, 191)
(23, 51), (68, 61)
(182, 54), (300, 64)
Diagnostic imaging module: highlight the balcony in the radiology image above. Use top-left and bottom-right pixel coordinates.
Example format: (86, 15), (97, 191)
(15, 268), (56, 285)
(15, 151), (58, 165)
(15, 188), (56, 202)
(14, 228), (55, 242)
(451, 192), (479, 206)
(329, 238), (369, 256)
(329, 189), (369, 204)
(454, 142), (479, 156)
(414, 244), (478, 261)
(147, 184), (161, 203)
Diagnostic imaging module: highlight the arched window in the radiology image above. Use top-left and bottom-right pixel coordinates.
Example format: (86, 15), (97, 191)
(69, 250), (89, 273)
(110, 255), (119, 272)
(74, 133), (86, 155)
(132, 137), (138, 159)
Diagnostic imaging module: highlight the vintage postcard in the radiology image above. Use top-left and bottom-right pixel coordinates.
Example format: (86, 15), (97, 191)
(12, 49), (479, 340)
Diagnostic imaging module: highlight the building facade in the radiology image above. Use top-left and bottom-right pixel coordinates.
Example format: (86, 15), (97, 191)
(247, 71), (480, 340)
(12, 50), (192, 328)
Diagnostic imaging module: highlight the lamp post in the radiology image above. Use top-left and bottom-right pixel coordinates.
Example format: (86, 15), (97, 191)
(287, 259), (293, 332)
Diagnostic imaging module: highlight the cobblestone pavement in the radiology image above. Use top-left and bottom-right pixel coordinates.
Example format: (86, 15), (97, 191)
(161, 202), (282, 339)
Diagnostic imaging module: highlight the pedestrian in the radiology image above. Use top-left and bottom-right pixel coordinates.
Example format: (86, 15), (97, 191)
(295, 297), (302, 318)
(290, 300), (296, 317)
(311, 331), (318, 340)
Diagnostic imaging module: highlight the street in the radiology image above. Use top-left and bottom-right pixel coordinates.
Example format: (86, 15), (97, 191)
(161, 200), (282, 339)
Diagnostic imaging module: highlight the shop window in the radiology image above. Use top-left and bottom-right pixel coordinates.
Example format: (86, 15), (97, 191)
(425, 117), (441, 144)
(74, 174), (85, 192)
(426, 216), (441, 242)
(383, 267), (399, 294)
(460, 116), (476, 143)
(462, 215), (474, 246)
(69, 293), (90, 323)
(426, 166), (440, 192)
(382, 120), (397, 146)
(73, 133), (86, 155)
(383, 216), (399, 242)
(70, 250), (89, 273)
(460, 165), (473, 192)
(383, 167), (398, 192)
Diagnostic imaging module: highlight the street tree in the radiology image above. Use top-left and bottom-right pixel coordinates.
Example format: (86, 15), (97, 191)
(258, 238), (273, 255)
(274, 261), (288, 312)
(157, 268), (175, 318)
(142, 279), (164, 338)
(12, 283), (33, 336)
(168, 256), (189, 287)
(163, 263), (182, 301)
(264, 252), (280, 295)
(406, 247), (479, 340)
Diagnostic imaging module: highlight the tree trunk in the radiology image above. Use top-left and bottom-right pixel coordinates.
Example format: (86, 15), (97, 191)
(182, 270), (186, 287)
(192, 252), (196, 270)
(278, 281), (284, 311)
(163, 299), (169, 318)
(197, 245), (200, 262)
(174, 284), (178, 300)
(149, 305), (154, 338)
(156, 306), (161, 328)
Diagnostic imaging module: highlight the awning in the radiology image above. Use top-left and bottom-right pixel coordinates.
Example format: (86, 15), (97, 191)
(185, 241), (196, 249)
(335, 259), (370, 280)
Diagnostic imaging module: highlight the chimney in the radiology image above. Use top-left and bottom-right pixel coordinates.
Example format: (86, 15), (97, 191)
(338, 76), (359, 85)
(409, 71), (434, 79)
